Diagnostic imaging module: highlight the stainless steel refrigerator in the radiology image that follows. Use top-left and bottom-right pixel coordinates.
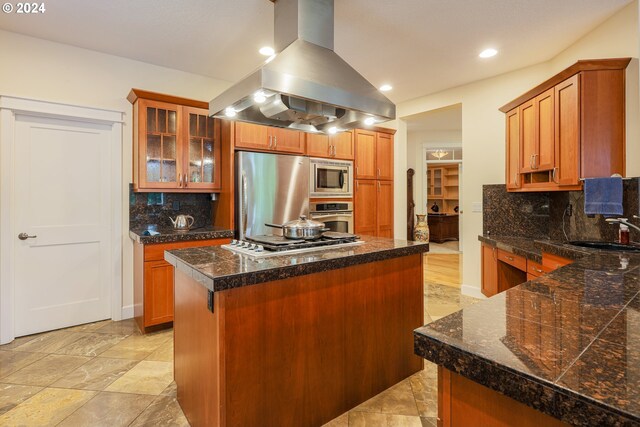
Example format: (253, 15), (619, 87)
(235, 151), (309, 240)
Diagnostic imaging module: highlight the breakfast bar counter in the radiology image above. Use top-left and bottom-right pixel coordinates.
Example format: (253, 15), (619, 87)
(414, 250), (640, 426)
(165, 237), (429, 427)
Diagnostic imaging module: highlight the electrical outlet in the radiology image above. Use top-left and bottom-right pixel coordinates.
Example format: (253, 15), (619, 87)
(172, 201), (180, 211)
(472, 202), (482, 213)
(566, 203), (573, 217)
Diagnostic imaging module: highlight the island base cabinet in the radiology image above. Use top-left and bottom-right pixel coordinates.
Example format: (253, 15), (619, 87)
(174, 255), (424, 427)
(438, 367), (569, 427)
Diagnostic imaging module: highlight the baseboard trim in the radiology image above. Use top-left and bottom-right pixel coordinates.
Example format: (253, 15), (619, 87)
(121, 305), (134, 320)
(461, 284), (486, 299)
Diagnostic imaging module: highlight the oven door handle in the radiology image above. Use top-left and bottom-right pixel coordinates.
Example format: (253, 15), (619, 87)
(338, 170), (344, 189)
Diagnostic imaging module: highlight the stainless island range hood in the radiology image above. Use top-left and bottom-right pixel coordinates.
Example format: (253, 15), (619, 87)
(209, 0), (396, 134)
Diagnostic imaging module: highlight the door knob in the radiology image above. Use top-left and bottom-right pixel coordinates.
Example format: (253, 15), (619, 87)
(18, 233), (37, 240)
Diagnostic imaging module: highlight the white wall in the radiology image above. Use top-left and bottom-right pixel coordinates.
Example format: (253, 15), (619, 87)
(397, 0), (639, 297)
(0, 29), (231, 317)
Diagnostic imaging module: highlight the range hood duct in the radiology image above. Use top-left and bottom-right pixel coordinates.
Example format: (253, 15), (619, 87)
(209, 0), (395, 134)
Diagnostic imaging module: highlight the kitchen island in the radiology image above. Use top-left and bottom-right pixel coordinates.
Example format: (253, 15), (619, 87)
(165, 237), (429, 427)
(414, 244), (640, 426)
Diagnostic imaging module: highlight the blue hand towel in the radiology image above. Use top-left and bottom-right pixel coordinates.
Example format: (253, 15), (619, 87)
(583, 177), (623, 216)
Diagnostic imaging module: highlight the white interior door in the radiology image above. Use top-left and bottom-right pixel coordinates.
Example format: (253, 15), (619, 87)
(13, 114), (112, 337)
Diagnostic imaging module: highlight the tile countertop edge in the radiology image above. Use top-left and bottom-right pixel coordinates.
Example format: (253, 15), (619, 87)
(129, 228), (234, 244)
(413, 331), (637, 426)
(165, 242), (430, 293)
(478, 235), (591, 264)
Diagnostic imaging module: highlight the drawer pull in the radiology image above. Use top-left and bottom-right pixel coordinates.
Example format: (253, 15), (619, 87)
(506, 256), (514, 261)
(533, 267), (543, 273)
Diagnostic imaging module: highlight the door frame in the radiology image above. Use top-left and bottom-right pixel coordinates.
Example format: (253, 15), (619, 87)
(419, 144), (463, 251)
(0, 96), (124, 344)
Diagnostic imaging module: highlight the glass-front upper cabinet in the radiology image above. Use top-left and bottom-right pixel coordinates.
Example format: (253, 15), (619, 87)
(138, 99), (180, 189)
(129, 90), (221, 192)
(183, 106), (220, 190)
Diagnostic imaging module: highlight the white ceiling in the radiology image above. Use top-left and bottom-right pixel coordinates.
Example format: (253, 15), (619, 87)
(0, 0), (632, 103)
(406, 104), (462, 132)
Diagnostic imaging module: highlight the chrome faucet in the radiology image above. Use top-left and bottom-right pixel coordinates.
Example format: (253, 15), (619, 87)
(605, 216), (640, 234)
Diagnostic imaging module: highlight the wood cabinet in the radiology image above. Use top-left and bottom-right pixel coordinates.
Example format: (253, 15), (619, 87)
(234, 121), (305, 154)
(354, 129), (376, 179)
(428, 164), (459, 214)
(354, 128), (395, 238)
(501, 58), (630, 192)
(354, 180), (377, 236)
(481, 243), (574, 297)
(506, 108), (521, 190)
(354, 179), (394, 238)
(355, 129), (394, 180)
(428, 214), (459, 243)
(438, 367), (568, 427)
(481, 244), (498, 297)
(174, 253), (423, 427)
(133, 238), (229, 333)
(306, 131), (354, 160)
(376, 180), (394, 238)
(129, 89), (221, 192)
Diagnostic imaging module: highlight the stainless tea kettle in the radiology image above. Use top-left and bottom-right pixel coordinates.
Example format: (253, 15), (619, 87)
(169, 214), (195, 230)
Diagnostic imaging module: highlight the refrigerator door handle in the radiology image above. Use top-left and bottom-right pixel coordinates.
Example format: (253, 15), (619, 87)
(242, 172), (248, 237)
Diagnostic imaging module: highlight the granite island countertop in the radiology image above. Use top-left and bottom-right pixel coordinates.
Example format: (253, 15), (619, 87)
(415, 245), (640, 426)
(129, 225), (234, 244)
(164, 237), (429, 292)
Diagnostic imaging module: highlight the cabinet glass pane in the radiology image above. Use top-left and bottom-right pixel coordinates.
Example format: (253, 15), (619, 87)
(157, 109), (167, 133)
(147, 108), (156, 133)
(203, 139), (214, 183)
(189, 114), (197, 137)
(189, 138), (201, 183)
(146, 135), (161, 182)
(206, 117), (214, 138)
(198, 115), (206, 138)
(162, 135), (176, 183)
(168, 111), (177, 134)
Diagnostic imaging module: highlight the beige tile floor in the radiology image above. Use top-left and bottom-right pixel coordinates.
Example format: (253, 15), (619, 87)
(0, 253), (474, 426)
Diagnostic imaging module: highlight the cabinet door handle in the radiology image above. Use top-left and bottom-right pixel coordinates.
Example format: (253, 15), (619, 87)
(533, 154), (538, 169)
(529, 155), (534, 170)
(552, 167), (558, 184)
(274, 136), (277, 148)
(268, 135), (273, 149)
(378, 181), (380, 192)
(514, 173), (518, 187)
(184, 173), (188, 187)
(179, 173), (183, 187)
(377, 168), (381, 177)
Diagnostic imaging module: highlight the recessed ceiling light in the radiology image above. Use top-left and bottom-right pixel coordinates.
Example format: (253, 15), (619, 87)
(253, 91), (266, 104)
(327, 126), (338, 134)
(224, 107), (236, 118)
(479, 48), (498, 58)
(259, 46), (275, 56)
(379, 84), (392, 92)
(364, 117), (376, 126)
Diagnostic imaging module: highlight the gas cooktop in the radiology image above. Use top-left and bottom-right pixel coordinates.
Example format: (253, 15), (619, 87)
(222, 233), (363, 258)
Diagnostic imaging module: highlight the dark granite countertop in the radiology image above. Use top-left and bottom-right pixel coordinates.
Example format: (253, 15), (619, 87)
(478, 235), (597, 264)
(129, 226), (234, 244)
(415, 248), (640, 426)
(164, 237), (429, 292)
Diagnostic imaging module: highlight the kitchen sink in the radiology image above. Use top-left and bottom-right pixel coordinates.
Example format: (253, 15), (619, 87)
(568, 241), (640, 252)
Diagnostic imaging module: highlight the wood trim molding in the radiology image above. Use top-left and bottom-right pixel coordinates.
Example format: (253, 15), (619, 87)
(127, 88), (209, 109)
(499, 57), (631, 113)
(370, 126), (397, 135)
(0, 95), (124, 123)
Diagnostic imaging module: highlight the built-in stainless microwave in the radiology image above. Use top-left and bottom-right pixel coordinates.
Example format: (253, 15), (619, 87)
(310, 158), (353, 198)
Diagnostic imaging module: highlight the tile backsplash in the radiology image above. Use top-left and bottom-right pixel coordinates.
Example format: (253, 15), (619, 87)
(483, 178), (640, 242)
(129, 184), (213, 230)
